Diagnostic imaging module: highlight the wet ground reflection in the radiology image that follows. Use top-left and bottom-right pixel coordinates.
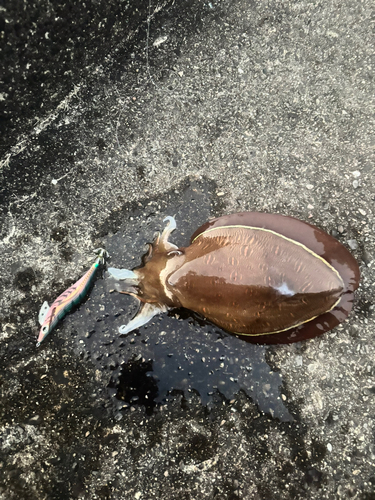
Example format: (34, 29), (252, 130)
(59, 179), (294, 421)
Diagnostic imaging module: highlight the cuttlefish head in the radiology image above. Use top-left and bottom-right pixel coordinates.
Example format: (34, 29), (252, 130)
(108, 216), (183, 334)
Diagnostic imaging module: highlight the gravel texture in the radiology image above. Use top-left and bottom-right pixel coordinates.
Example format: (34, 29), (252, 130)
(1, 0), (374, 498)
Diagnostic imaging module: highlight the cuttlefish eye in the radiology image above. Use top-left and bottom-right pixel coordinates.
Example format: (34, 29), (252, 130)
(167, 250), (183, 257)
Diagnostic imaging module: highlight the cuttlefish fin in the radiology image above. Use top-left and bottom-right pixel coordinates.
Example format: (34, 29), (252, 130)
(119, 302), (168, 335)
(38, 301), (50, 325)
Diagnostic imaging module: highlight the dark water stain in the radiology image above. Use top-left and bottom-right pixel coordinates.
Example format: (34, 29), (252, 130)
(46, 178), (293, 422)
(13, 267), (40, 292)
(304, 467), (324, 487)
(50, 227), (68, 242)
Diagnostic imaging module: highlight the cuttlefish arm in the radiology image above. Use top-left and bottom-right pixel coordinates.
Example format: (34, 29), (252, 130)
(159, 216), (178, 252)
(107, 268), (138, 293)
(151, 216), (178, 253)
(118, 302), (168, 335)
(107, 268), (138, 281)
(107, 267), (169, 334)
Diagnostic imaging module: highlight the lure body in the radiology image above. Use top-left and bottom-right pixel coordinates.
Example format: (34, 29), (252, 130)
(37, 249), (107, 345)
(108, 214), (360, 344)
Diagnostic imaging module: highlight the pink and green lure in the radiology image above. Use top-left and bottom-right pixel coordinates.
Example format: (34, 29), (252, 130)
(37, 248), (108, 346)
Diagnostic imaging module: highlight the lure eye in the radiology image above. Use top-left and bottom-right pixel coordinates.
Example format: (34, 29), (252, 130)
(42, 326), (48, 333)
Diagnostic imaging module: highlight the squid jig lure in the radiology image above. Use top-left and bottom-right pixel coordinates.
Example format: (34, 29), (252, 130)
(37, 248), (108, 346)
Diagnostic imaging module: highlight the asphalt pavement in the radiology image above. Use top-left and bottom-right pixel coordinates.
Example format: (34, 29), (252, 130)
(1, 0), (374, 498)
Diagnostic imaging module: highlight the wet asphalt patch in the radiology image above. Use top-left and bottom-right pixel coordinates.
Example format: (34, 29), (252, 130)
(37, 178), (293, 422)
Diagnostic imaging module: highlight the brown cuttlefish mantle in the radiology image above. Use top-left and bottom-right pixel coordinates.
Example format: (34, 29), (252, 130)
(108, 212), (360, 344)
